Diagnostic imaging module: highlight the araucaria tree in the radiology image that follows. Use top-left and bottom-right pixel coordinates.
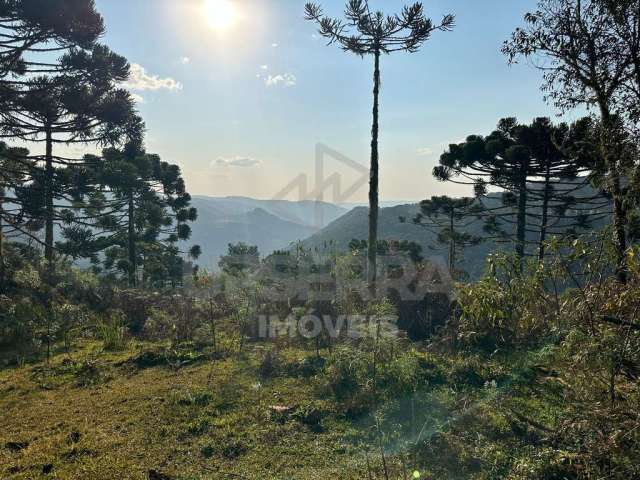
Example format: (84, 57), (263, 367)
(0, 142), (30, 288)
(434, 117), (608, 269)
(503, 0), (640, 282)
(0, 1), (141, 275)
(305, 0), (454, 296)
(401, 196), (482, 278)
(0, 0), (105, 82)
(62, 142), (200, 287)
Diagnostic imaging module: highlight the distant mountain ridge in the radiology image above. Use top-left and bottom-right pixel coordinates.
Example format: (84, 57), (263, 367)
(301, 187), (611, 280)
(300, 203), (495, 279)
(191, 196), (347, 229)
(187, 196), (348, 270)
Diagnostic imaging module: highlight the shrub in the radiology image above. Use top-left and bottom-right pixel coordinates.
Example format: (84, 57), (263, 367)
(169, 295), (203, 343)
(322, 345), (371, 401)
(293, 400), (329, 430)
(455, 254), (554, 350)
(0, 296), (44, 353)
(377, 349), (424, 396)
(283, 354), (325, 378)
(143, 307), (175, 341)
(113, 290), (154, 334)
(73, 360), (104, 387)
(54, 303), (89, 351)
(97, 311), (128, 351)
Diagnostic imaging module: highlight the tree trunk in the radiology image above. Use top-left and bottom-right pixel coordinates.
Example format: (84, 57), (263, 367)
(449, 210), (455, 276)
(0, 185), (4, 289)
(538, 162), (552, 262)
(44, 123), (54, 275)
(209, 298), (217, 352)
(516, 170), (528, 272)
(127, 193), (136, 287)
(612, 187), (628, 283)
(367, 47), (381, 298)
(599, 107), (628, 283)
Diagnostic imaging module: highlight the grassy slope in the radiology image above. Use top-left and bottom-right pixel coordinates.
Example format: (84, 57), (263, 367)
(0, 343), (366, 480)
(0, 339), (569, 480)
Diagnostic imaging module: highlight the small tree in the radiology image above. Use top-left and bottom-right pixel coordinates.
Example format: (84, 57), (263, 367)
(305, 0), (454, 296)
(219, 243), (260, 276)
(401, 196), (482, 278)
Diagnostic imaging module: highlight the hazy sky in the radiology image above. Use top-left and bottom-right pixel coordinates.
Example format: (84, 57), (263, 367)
(93, 0), (579, 203)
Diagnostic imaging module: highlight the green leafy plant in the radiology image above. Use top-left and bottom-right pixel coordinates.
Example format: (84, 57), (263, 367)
(97, 311), (128, 351)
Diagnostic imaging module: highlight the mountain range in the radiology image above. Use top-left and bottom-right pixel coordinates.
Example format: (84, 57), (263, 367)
(188, 196), (492, 277)
(189, 186), (610, 279)
(188, 196), (347, 270)
(300, 203), (496, 279)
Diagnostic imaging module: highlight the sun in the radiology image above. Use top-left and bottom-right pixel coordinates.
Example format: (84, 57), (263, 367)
(204, 0), (239, 31)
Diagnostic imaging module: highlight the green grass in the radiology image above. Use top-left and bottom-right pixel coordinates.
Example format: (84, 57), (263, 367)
(0, 339), (580, 480)
(0, 341), (370, 480)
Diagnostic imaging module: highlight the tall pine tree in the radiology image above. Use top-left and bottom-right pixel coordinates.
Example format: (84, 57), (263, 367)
(63, 142), (200, 287)
(305, 0), (454, 296)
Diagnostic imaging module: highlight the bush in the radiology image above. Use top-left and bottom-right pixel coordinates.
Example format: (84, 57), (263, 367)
(73, 360), (104, 387)
(322, 345), (371, 402)
(454, 254), (556, 351)
(321, 340), (427, 416)
(97, 311), (128, 351)
(143, 307), (175, 341)
(283, 354), (325, 378)
(113, 290), (154, 334)
(377, 349), (424, 396)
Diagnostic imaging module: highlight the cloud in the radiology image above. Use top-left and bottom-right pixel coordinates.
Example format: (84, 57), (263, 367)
(130, 93), (145, 104)
(265, 73), (297, 87)
(417, 147), (434, 156)
(213, 156), (262, 168)
(124, 63), (183, 91)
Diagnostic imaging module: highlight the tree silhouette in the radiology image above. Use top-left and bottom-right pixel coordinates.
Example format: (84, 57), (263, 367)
(305, 0), (454, 296)
(219, 243), (260, 276)
(434, 117), (608, 269)
(401, 196), (482, 278)
(0, 1), (100, 267)
(596, 0), (640, 125)
(0, 0), (105, 81)
(0, 2), (142, 275)
(4, 45), (142, 274)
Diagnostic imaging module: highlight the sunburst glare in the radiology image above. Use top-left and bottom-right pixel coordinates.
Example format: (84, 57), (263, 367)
(204, 0), (239, 31)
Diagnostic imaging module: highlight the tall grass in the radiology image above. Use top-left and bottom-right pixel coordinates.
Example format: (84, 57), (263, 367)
(97, 312), (128, 351)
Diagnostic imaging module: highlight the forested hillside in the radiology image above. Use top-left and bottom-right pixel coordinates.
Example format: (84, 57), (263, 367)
(304, 185), (611, 280)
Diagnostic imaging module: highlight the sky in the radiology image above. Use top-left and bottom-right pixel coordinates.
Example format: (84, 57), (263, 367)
(92, 0), (581, 203)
